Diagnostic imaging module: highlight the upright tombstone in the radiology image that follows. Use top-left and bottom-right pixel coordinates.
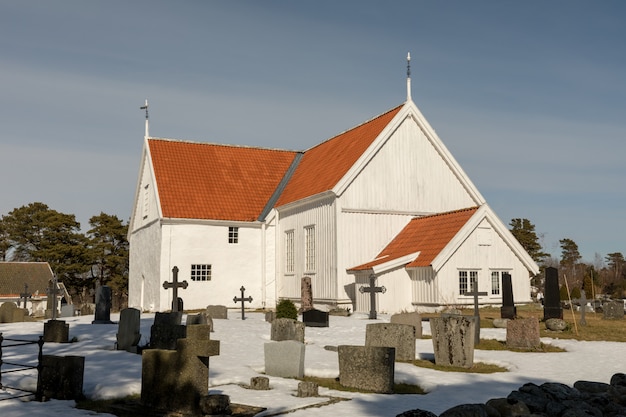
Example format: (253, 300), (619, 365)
(603, 301), (625, 320)
(206, 305), (228, 319)
(302, 308), (329, 327)
(338, 345), (395, 393)
(163, 266), (188, 312)
(92, 285), (114, 324)
(579, 290), (588, 326)
(20, 283), (31, 309)
(117, 308), (142, 353)
(38, 355), (85, 400)
(500, 272), (517, 319)
(543, 267), (563, 320)
(142, 324), (220, 415)
(359, 275), (386, 319)
(506, 317), (541, 350)
(0, 302), (30, 323)
(45, 277), (60, 319)
(150, 311), (186, 350)
(365, 323), (416, 361)
(301, 277), (313, 312)
(43, 319), (70, 343)
(186, 311), (214, 332)
(430, 315), (475, 368)
(271, 318), (305, 343)
(390, 312), (423, 339)
(264, 340), (305, 378)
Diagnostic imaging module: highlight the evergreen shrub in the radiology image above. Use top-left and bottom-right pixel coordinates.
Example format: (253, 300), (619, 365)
(276, 299), (298, 320)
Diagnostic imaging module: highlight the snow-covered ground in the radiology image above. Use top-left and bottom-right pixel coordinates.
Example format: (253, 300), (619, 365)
(1, 311), (624, 416)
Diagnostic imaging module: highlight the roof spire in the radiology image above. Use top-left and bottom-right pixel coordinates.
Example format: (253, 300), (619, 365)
(140, 99), (149, 138)
(406, 52), (412, 101)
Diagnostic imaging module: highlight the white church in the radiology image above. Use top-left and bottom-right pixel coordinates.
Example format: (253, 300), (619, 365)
(128, 61), (539, 314)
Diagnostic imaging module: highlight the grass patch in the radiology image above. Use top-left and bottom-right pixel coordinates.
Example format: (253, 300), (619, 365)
(300, 376), (425, 394)
(476, 338), (565, 352)
(410, 358), (507, 374)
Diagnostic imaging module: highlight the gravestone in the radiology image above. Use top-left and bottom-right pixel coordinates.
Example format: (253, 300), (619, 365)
(462, 281), (487, 346)
(20, 283), (31, 309)
(338, 345), (395, 393)
(92, 285), (113, 324)
(206, 305), (228, 319)
(142, 324), (220, 415)
(270, 318), (305, 343)
(302, 308), (329, 327)
(297, 381), (318, 397)
(60, 304), (75, 318)
(150, 311), (186, 349)
(500, 272), (517, 319)
(117, 308), (141, 353)
(43, 319), (70, 343)
(264, 340), (305, 378)
(430, 316), (475, 368)
(365, 323), (416, 361)
(250, 376), (270, 390)
(265, 311), (276, 323)
(506, 317), (541, 349)
(390, 312), (423, 338)
(543, 267), (563, 320)
(233, 286), (253, 320)
(45, 277), (60, 319)
(163, 266), (188, 312)
(603, 301), (625, 320)
(186, 311), (214, 332)
(359, 275), (386, 319)
(301, 277), (313, 312)
(0, 302), (29, 323)
(38, 355), (85, 400)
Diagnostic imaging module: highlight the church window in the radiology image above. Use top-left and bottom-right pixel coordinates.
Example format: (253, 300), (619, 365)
(304, 225), (315, 272)
(191, 264), (211, 281)
(491, 271), (501, 295)
(228, 227), (239, 244)
(459, 270), (478, 295)
(285, 230), (294, 274)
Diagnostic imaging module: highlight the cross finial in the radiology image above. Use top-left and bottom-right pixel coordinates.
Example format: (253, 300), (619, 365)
(406, 52), (412, 101)
(140, 99), (149, 138)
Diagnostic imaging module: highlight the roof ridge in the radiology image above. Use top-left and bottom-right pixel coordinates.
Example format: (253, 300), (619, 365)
(414, 206), (479, 220)
(147, 137), (299, 153)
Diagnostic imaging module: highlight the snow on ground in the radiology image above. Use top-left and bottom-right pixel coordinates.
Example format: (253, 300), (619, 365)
(0, 311), (624, 417)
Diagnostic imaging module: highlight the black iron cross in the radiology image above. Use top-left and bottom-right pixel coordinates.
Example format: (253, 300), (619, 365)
(20, 283), (31, 308)
(233, 286), (253, 320)
(463, 280), (488, 345)
(162, 266), (188, 312)
(359, 275), (386, 319)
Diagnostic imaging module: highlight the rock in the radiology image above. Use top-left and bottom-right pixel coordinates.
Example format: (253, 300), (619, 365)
(486, 397), (530, 416)
(574, 380), (610, 394)
(492, 318), (509, 328)
(396, 410), (438, 417)
(439, 403), (499, 417)
(545, 318), (568, 331)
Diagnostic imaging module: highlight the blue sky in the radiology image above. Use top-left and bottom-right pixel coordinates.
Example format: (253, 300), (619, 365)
(1, 1), (624, 263)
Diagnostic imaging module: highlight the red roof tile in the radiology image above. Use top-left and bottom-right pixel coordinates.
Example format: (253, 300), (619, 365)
(349, 207), (479, 271)
(148, 140), (298, 221)
(276, 105), (403, 206)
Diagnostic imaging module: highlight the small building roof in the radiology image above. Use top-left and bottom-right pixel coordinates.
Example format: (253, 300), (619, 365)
(0, 262), (53, 297)
(148, 140), (298, 221)
(348, 207), (479, 272)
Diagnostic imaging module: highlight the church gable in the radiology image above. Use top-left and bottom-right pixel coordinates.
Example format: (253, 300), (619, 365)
(148, 139), (298, 221)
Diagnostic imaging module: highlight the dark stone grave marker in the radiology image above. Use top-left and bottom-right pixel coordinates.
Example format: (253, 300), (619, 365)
(544, 267), (563, 320)
(163, 266), (188, 312)
(233, 286), (252, 320)
(302, 308), (329, 327)
(500, 272), (517, 319)
(359, 275), (386, 319)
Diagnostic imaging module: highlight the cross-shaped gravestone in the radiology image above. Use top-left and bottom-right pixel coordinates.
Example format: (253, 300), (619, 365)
(579, 289), (587, 326)
(47, 276), (59, 320)
(20, 283), (31, 308)
(359, 275), (386, 319)
(463, 280), (487, 346)
(162, 266), (188, 312)
(233, 286), (252, 320)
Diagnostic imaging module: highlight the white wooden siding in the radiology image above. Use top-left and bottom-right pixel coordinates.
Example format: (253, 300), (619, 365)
(341, 117), (475, 213)
(410, 267), (438, 305)
(278, 197), (336, 302)
(128, 221), (162, 311)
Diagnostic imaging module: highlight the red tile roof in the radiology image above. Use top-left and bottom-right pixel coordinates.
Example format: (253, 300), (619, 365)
(349, 207), (479, 271)
(148, 140), (298, 221)
(276, 105), (403, 206)
(0, 262), (53, 297)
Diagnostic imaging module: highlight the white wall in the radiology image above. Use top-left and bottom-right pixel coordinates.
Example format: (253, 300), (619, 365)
(128, 221), (162, 311)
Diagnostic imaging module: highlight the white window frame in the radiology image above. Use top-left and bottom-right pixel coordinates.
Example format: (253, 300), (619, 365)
(285, 229), (294, 274)
(304, 225), (316, 273)
(491, 270), (501, 295)
(459, 270), (478, 295)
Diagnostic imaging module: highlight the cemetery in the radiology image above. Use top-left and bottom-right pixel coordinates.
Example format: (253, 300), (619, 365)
(0, 291), (625, 417)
